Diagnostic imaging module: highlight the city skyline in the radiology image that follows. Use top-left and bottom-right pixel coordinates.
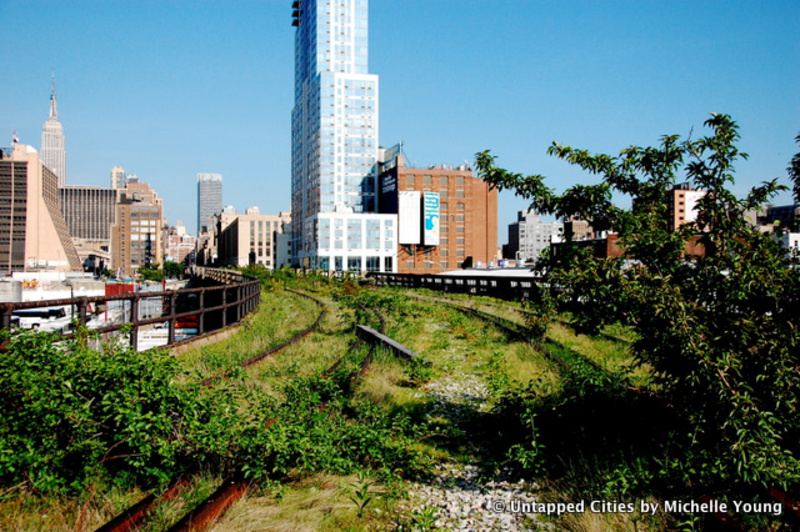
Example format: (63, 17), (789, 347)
(1, 1), (797, 237)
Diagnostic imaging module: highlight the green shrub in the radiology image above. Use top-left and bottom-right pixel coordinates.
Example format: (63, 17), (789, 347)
(0, 329), (205, 493)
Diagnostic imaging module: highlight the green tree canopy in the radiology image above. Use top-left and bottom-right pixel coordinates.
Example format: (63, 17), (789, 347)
(476, 114), (800, 488)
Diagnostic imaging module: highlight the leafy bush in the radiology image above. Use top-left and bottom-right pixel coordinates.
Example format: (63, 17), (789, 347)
(476, 115), (800, 491)
(0, 329), (205, 493)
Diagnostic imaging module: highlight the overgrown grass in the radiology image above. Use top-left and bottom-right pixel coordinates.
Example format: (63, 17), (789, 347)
(176, 288), (322, 382)
(212, 472), (399, 531)
(10, 275), (790, 531)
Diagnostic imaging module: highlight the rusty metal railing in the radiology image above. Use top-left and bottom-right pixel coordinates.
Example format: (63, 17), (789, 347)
(0, 267), (260, 351)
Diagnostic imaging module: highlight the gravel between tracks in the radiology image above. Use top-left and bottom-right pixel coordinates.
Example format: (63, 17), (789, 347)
(398, 372), (547, 531)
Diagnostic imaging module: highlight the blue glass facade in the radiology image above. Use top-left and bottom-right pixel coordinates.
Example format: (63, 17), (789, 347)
(291, 0), (394, 271)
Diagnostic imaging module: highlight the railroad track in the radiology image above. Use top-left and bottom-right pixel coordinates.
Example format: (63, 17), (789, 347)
(96, 291), (397, 532)
(97, 289), (327, 532)
(409, 292), (611, 379)
(401, 290), (800, 531)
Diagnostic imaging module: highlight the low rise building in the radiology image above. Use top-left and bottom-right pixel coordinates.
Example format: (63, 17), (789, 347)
(165, 221), (196, 265)
(216, 207), (291, 269)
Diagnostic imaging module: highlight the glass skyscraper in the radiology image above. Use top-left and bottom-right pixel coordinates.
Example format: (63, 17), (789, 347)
(197, 173), (223, 234)
(291, 0), (396, 272)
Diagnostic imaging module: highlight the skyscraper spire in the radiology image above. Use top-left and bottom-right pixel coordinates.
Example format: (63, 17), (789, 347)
(49, 71), (58, 120)
(41, 72), (66, 187)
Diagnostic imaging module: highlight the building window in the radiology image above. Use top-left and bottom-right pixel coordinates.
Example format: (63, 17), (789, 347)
(440, 202), (448, 211)
(457, 226), (465, 234)
(366, 256), (380, 272)
(406, 174), (415, 185)
(456, 190), (465, 198)
(457, 249), (465, 257)
(457, 203), (465, 211)
(406, 260), (414, 269)
(457, 237), (465, 246)
(440, 176), (448, 186)
(423, 175), (432, 185)
(456, 176), (465, 186)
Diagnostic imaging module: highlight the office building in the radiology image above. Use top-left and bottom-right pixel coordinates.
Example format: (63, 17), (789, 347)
(760, 203), (800, 232)
(197, 173), (222, 234)
(216, 208), (291, 268)
(59, 186), (118, 242)
(60, 185), (118, 271)
(291, 0), (396, 272)
(40, 75), (66, 187)
(666, 182), (706, 230)
(0, 143), (81, 272)
(110, 182), (164, 277)
(506, 209), (562, 261)
(378, 150), (497, 272)
(110, 166), (126, 189)
(166, 221), (197, 265)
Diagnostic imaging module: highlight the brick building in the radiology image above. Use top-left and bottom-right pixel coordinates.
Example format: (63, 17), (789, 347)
(110, 182), (164, 277)
(379, 150), (497, 273)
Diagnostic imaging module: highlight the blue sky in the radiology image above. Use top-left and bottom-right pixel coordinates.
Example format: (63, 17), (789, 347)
(1, 1), (798, 240)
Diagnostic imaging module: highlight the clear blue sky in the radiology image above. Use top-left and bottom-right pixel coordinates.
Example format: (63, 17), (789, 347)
(1, 1), (798, 240)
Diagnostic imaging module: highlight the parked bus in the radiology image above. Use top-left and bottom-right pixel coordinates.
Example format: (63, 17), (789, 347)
(12, 307), (71, 332)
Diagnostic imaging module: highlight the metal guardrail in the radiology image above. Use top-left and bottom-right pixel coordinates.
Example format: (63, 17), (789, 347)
(367, 272), (539, 301)
(0, 267), (260, 351)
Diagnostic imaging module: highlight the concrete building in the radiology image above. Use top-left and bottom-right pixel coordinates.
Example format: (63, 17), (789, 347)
(197, 173), (222, 234)
(40, 74), (66, 187)
(760, 204), (800, 232)
(59, 185), (118, 243)
(666, 182), (706, 230)
(216, 208), (291, 268)
(506, 209), (562, 262)
(378, 150), (497, 273)
(110, 166), (126, 190)
(110, 182), (164, 277)
(291, 0), (396, 273)
(0, 143), (81, 273)
(777, 231), (800, 261)
(165, 221), (197, 265)
(59, 185), (118, 271)
(563, 217), (594, 240)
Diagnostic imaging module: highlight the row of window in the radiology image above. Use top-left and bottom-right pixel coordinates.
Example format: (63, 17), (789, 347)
(406, 175), (467, 187)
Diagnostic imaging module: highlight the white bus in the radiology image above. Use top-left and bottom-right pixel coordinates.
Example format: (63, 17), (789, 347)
(12, 307), (72, 332)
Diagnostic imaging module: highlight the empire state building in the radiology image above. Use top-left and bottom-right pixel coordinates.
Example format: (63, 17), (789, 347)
(41, 74), (66, 187)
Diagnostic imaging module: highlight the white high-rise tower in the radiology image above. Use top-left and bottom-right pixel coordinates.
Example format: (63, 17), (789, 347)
(291, 0), (396, 272)
(41, 73), (66, 187)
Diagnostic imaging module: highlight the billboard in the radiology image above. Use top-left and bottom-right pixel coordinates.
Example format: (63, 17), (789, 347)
(423, 192), (440, 246)
(398, 191), (421, 244)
